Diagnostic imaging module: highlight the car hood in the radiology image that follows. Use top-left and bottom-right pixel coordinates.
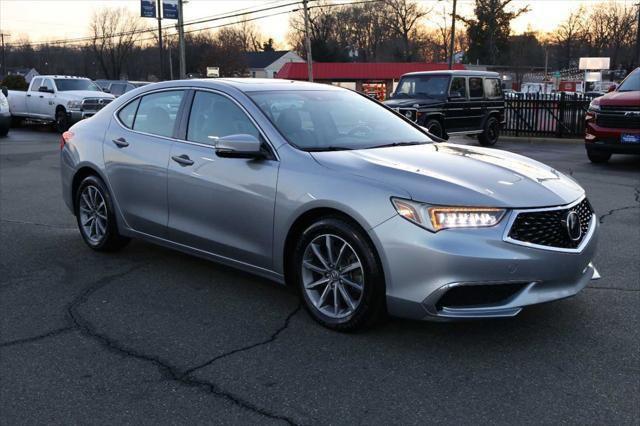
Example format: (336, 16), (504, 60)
(60, 90), (115, 100)
(310, 143), (584, 208)
(383, 98), (443, 109)
(597, 90), (639, 107)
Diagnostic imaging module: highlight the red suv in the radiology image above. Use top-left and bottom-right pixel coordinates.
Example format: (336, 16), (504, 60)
(585, 67), (640, 163)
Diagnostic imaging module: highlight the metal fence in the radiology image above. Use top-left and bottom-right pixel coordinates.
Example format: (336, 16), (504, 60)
(504, 93), (593, 138)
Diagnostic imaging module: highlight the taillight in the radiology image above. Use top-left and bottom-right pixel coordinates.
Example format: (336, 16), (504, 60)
(60, 131), (74, 150)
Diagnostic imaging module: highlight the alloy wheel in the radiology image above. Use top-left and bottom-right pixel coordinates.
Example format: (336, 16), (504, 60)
(78, 185), (108, 244)
(301, 234), (364, 319)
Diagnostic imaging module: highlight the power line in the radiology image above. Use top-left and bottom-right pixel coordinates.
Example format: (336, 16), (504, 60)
(6, 0), (302, 48)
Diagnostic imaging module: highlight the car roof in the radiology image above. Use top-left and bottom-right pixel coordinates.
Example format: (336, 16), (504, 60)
(141, 78), (345, 93)
(401, 70), (500, 78)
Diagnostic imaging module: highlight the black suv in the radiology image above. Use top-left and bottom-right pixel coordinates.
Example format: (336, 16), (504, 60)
(384, 70), (505, 146)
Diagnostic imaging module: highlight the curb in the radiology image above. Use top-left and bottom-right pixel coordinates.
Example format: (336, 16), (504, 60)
(498, 135), (583, 144)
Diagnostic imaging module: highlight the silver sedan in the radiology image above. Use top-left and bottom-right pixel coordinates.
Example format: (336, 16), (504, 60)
(60, 79), (599, 331)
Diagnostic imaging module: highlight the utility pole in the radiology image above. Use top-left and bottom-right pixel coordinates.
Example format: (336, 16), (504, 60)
(303, 0), (313, 81)
(178, 0), (186, 79)
(448, 0), (457, 70)
(635, 2), (640, 68)
(156, 0), (164, 80)
(0, 33), (9, 78)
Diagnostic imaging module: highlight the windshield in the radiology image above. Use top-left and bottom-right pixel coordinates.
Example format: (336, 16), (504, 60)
(54, 79), (102, 92)
(249, 90), (431, 151)
(617, 70), (640, 92)
(392, 75), (450, 99)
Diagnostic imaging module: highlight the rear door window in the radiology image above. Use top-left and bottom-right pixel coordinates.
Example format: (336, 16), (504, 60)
(133, 90), (184, 138)
(469, 77), (484, 98)
(30, 78), (42, 91)
(449, 77), (467, 98)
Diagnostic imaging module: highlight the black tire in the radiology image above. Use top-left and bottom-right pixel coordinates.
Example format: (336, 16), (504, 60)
(478, 116), (500, 146)
(424, 118), (444, 139)
(10, 116), (23, 128)
(587, 149), (611, 163)
(0, 125), (8, 137)
(292, 216), (386, 332)
(74, 175), (130, 252)
(55, 109), (69, 133)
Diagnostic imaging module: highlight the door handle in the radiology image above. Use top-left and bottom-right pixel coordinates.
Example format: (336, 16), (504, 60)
(112, 137), (129, 148)
(171, 154), (194, 166)
(26, 94), (31, 97)
(39, 95), (44, 98)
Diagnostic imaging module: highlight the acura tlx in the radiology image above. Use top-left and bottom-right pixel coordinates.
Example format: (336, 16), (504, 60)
(60, 79), (599, 331)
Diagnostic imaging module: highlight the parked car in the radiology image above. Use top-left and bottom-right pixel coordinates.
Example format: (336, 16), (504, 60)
(97, 80), (150, 97)
(585, 67), (640, 163)
(8, 76), (115, 132)
(384, 70), (505, 146)
(60, 78), (599, 331)
(0, 87), (10, 137)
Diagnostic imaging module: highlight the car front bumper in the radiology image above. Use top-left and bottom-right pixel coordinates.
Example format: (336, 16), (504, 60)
(67, 110), (98, 124)
(585, 122), (640, 155)
(368, 207), (599, 321)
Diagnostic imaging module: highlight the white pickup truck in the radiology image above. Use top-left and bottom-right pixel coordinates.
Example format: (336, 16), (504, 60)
(8, 75), (115, 132)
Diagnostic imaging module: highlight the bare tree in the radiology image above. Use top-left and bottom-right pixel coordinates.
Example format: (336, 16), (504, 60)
(553, 7), (587, 68)
(90, 7), (146, 79)
(384, 0), (430, 61)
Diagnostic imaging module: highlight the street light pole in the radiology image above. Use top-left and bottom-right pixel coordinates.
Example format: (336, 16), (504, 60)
(303, 0), (313, 81)
(0, 33), (9, 78)
(635, 2), (640, 68)
(448, 0), (457, 69)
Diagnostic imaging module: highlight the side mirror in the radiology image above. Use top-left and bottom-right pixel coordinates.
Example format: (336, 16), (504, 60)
(214, 134), (264, 158)
(103, 88), (111, 93)
(607, 85), (616, 93)
(38, 86), (53, 93)
(1, 86), (7, 97)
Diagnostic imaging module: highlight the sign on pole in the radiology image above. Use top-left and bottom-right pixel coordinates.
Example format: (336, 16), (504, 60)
(578, 57), (610, 70)
(163, 0), (179, 19)
(140, 0), (156, 18)
(206, 67), (219, 78)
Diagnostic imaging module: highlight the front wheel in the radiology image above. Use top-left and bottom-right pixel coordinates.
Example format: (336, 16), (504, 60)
(75, 175), (130, 251)
(55, 109), (69, 133)
(587, 149), (611, 163)
(424, 119), (444, 139)
(292, 217), (386, 332)
(478, 116), (500, 146)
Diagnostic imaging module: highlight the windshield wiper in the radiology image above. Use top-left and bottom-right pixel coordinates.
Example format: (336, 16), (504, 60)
(366, 141), (428, 149)
(304, 146), (354, 152)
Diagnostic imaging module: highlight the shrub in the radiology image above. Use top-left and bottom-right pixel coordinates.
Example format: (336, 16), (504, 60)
(1, 75), (29, 91)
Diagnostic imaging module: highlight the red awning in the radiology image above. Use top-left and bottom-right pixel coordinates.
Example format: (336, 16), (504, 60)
(277, 62), (465, 80)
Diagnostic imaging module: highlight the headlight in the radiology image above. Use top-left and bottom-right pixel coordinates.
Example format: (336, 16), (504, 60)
(391, 197), (506, 231)
(0, 96), (8, 109)
(588, 100), (600, 112)
(67, 100), (82, 110)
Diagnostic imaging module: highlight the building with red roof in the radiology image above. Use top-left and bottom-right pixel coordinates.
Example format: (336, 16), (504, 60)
(276, 62), (466, 99)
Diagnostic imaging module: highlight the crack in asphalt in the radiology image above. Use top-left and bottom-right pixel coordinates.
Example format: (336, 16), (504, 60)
(64, 263), (302, 426)
(181, 303), (302, 377)
(0, 326), (75, 348)
(598, 187), (640, 224)
(0, 218), (76, 229)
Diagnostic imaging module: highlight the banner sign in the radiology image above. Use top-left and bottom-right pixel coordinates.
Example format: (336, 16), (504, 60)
(163, 0), (179, 19)
(140, 0), (156, 18)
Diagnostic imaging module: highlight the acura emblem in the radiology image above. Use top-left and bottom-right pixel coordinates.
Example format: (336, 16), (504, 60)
(565, 211), (582, 241)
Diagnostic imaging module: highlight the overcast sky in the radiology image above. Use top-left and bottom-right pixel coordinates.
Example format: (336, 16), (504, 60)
(0, 0), (636, 48)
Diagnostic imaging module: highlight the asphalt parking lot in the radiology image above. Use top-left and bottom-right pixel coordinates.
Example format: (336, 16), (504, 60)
(1, 127), (638, 425)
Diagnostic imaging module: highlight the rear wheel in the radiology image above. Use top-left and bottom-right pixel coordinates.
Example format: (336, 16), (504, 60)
(587, 149), (611, 163)
(10, 116), (23, 128)
(292, 217), (386, 332)
(75, 175), (130, 251)
(478, 116), (500, 146)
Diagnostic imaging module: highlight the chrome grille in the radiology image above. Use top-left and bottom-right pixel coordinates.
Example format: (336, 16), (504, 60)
(508, 198), (593, 249)
(596, 114), (640, 129)
(81, 98), (112, 112)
